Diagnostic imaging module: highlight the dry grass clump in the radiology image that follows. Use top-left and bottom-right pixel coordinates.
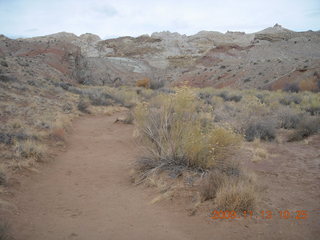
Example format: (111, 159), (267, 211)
(13, 140), (47, 162)
(200, 170), (227, 201)
(215, 180), (256, 212)
(200, 161), (257, 212)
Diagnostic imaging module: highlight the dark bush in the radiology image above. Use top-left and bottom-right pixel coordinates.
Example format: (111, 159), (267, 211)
(218, 92), (242, 102)
(150, 79), (165, 90)
(288, 117), (320, 141)
(89, 92), (113, 106)
(227, 95), (242, 102)
(284, 83), (300, 93)
(306, 106), (320, 116)
(198, 92), (214, 104)
(157, 88), (176, 94)
(0, 75), (17, 83)
(278, 110), (304, 129)
(59, 82), (72, 91)
(245, 120), (276, 141)
(279, 95), (302, 105)
(0, 221), (11, 240)
(77, 99), (90, 114)
(0, 131), (32, 145)
(0, 170), (7, 186)
(0, 60), (8, 67)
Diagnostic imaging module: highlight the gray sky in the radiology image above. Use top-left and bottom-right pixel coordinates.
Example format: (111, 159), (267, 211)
(0, 0), (319, 39)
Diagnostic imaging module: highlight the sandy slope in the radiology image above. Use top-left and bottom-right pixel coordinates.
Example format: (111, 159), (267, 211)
(3, 113), (320, 240)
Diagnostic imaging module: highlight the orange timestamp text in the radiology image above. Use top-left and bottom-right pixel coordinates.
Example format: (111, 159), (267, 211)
(210, 210), (308, 220)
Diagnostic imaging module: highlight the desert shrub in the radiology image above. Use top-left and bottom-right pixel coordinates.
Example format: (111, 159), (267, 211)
(284, 83), (300, 92)
(277, 108), (304, 129)
(59, 82), (72, 91)
(134, 88), (242, 172)
(150, 79), (165, 90)
(198, 92), (214, 105)
(0, 130), (35, 145)
(200, 170), (227, 200)
(77, 99), (90, 114)
(305, 105), (320, 116)
(279, 95), (302, 105)
(217, 91), (242, 102)
(0, 166), (7, 186)
(110, 90), (136, 108)
(14, 140), (47, 161)
(300, 94), (320, 116)
(245, 119), (276, 141)
(157, 88), (176, 94)
(288, 117), (320, 141)
(88, 92), (113, 106)
(0, 60), (8, 67)
(215, 180), (256, 212)
(0, 133), (13, 145)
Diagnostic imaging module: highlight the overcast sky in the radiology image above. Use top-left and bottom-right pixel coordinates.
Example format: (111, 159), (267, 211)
(0, 0), (319, 39)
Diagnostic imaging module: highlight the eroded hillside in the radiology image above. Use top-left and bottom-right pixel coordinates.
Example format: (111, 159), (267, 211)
(1, 24), (320, 91)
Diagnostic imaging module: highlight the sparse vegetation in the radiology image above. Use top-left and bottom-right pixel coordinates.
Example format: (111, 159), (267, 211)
(245, 119), (276, 141)
(288, 117), (320, 141)
(14, 140), (47, 162)
(133, 87), (260, 212)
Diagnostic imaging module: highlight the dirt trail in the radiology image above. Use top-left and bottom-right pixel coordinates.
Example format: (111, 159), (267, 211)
(4, 114), (213, 240)
(3, 113), (320, 240)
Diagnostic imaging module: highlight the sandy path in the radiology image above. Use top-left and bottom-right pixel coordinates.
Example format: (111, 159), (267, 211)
(3, 113), (320, 240)
(5, 114), (196, 240)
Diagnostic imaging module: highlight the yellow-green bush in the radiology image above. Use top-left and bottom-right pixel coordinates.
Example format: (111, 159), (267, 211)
(134, 88), (242, 170)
